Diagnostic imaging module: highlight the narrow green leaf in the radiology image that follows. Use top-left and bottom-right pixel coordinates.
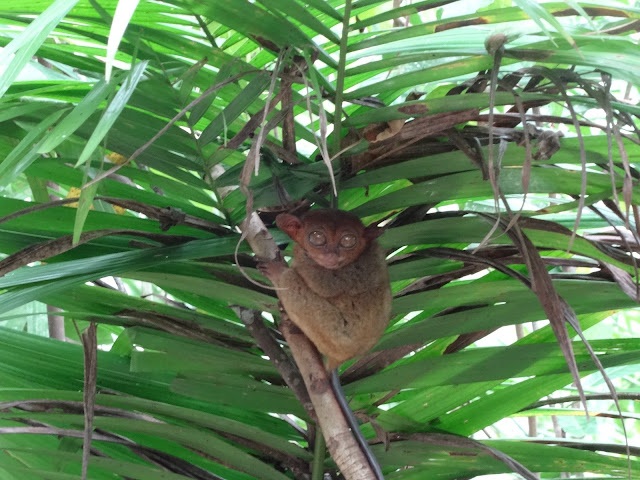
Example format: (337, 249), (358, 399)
(350, 338), (640, 395)
(351, 0), (448, 30)
(128, 272), (276, 311)
(76, 60), (149, 167)
(0, 387), (305, 456)
(352, 168), (621, 218)
(105, 0), (141, 82)
(72, 181), (99, 245)
(0, 0), (79, 98)
(303, 0), (342, 21)
(37, 79), (117, 154)
(199, 72), (271, 145)
(0, 237), (244, 290)
(0, 103), (49, 122)
(258, 0), (340, 44)
(514, 0), (575, 49)
(25, 176), (50, 204)
(0, 109), (68, 188)
(2, 450), (197, 480)
(189, 61), (234, 125)
(0, 412), (293, 480)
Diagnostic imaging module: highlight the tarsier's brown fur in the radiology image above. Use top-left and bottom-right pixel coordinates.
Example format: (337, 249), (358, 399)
(260, 209), (392, 370)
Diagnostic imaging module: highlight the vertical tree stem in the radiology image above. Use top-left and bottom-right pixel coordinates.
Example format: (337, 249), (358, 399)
(311, 428), (326, 480)
(332, 0), (352, 158)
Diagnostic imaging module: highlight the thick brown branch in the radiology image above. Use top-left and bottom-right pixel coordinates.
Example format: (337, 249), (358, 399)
(279, 317), (375, 480)
(234, 306), (314, 420)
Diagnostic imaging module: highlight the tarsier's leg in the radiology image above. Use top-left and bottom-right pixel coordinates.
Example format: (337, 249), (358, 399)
(274, 268), (357, 367)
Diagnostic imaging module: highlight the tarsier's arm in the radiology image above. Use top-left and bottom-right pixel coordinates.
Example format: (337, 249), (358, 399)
(260, 258), (351, 370)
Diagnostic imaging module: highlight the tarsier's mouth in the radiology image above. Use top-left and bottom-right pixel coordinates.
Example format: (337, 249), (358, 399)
(318, 253), (342, 269)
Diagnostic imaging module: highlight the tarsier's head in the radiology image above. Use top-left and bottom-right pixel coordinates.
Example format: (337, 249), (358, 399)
(276, 209), (384, 270)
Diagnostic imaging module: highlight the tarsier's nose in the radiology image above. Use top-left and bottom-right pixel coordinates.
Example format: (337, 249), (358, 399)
(320, 252), (341, 269)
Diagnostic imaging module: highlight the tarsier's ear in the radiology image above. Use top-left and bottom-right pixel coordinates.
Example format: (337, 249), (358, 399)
(276, 214), (304, 241)
(363, 224), (385, 241)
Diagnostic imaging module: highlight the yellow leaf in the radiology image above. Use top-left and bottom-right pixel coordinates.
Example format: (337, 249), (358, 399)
(107, 152), (127, 165)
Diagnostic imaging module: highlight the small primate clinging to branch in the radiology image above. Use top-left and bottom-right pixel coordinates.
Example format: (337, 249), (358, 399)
(259, 208), (392, 479)
(259, 208), (391, 371)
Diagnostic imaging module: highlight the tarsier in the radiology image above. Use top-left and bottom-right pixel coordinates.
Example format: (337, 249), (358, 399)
(259, 208), (391, 478)
(259, 208), (392, 371)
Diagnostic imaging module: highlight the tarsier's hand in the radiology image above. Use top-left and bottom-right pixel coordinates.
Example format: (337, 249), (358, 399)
(257, 251), (288, 282)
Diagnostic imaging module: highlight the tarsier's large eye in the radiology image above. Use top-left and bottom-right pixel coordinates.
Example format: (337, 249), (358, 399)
(340, 234), (357, 249)
(308, 230), (327, 246)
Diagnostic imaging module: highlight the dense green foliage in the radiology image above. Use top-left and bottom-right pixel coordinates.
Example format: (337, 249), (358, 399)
(0, 1), (639, 479)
